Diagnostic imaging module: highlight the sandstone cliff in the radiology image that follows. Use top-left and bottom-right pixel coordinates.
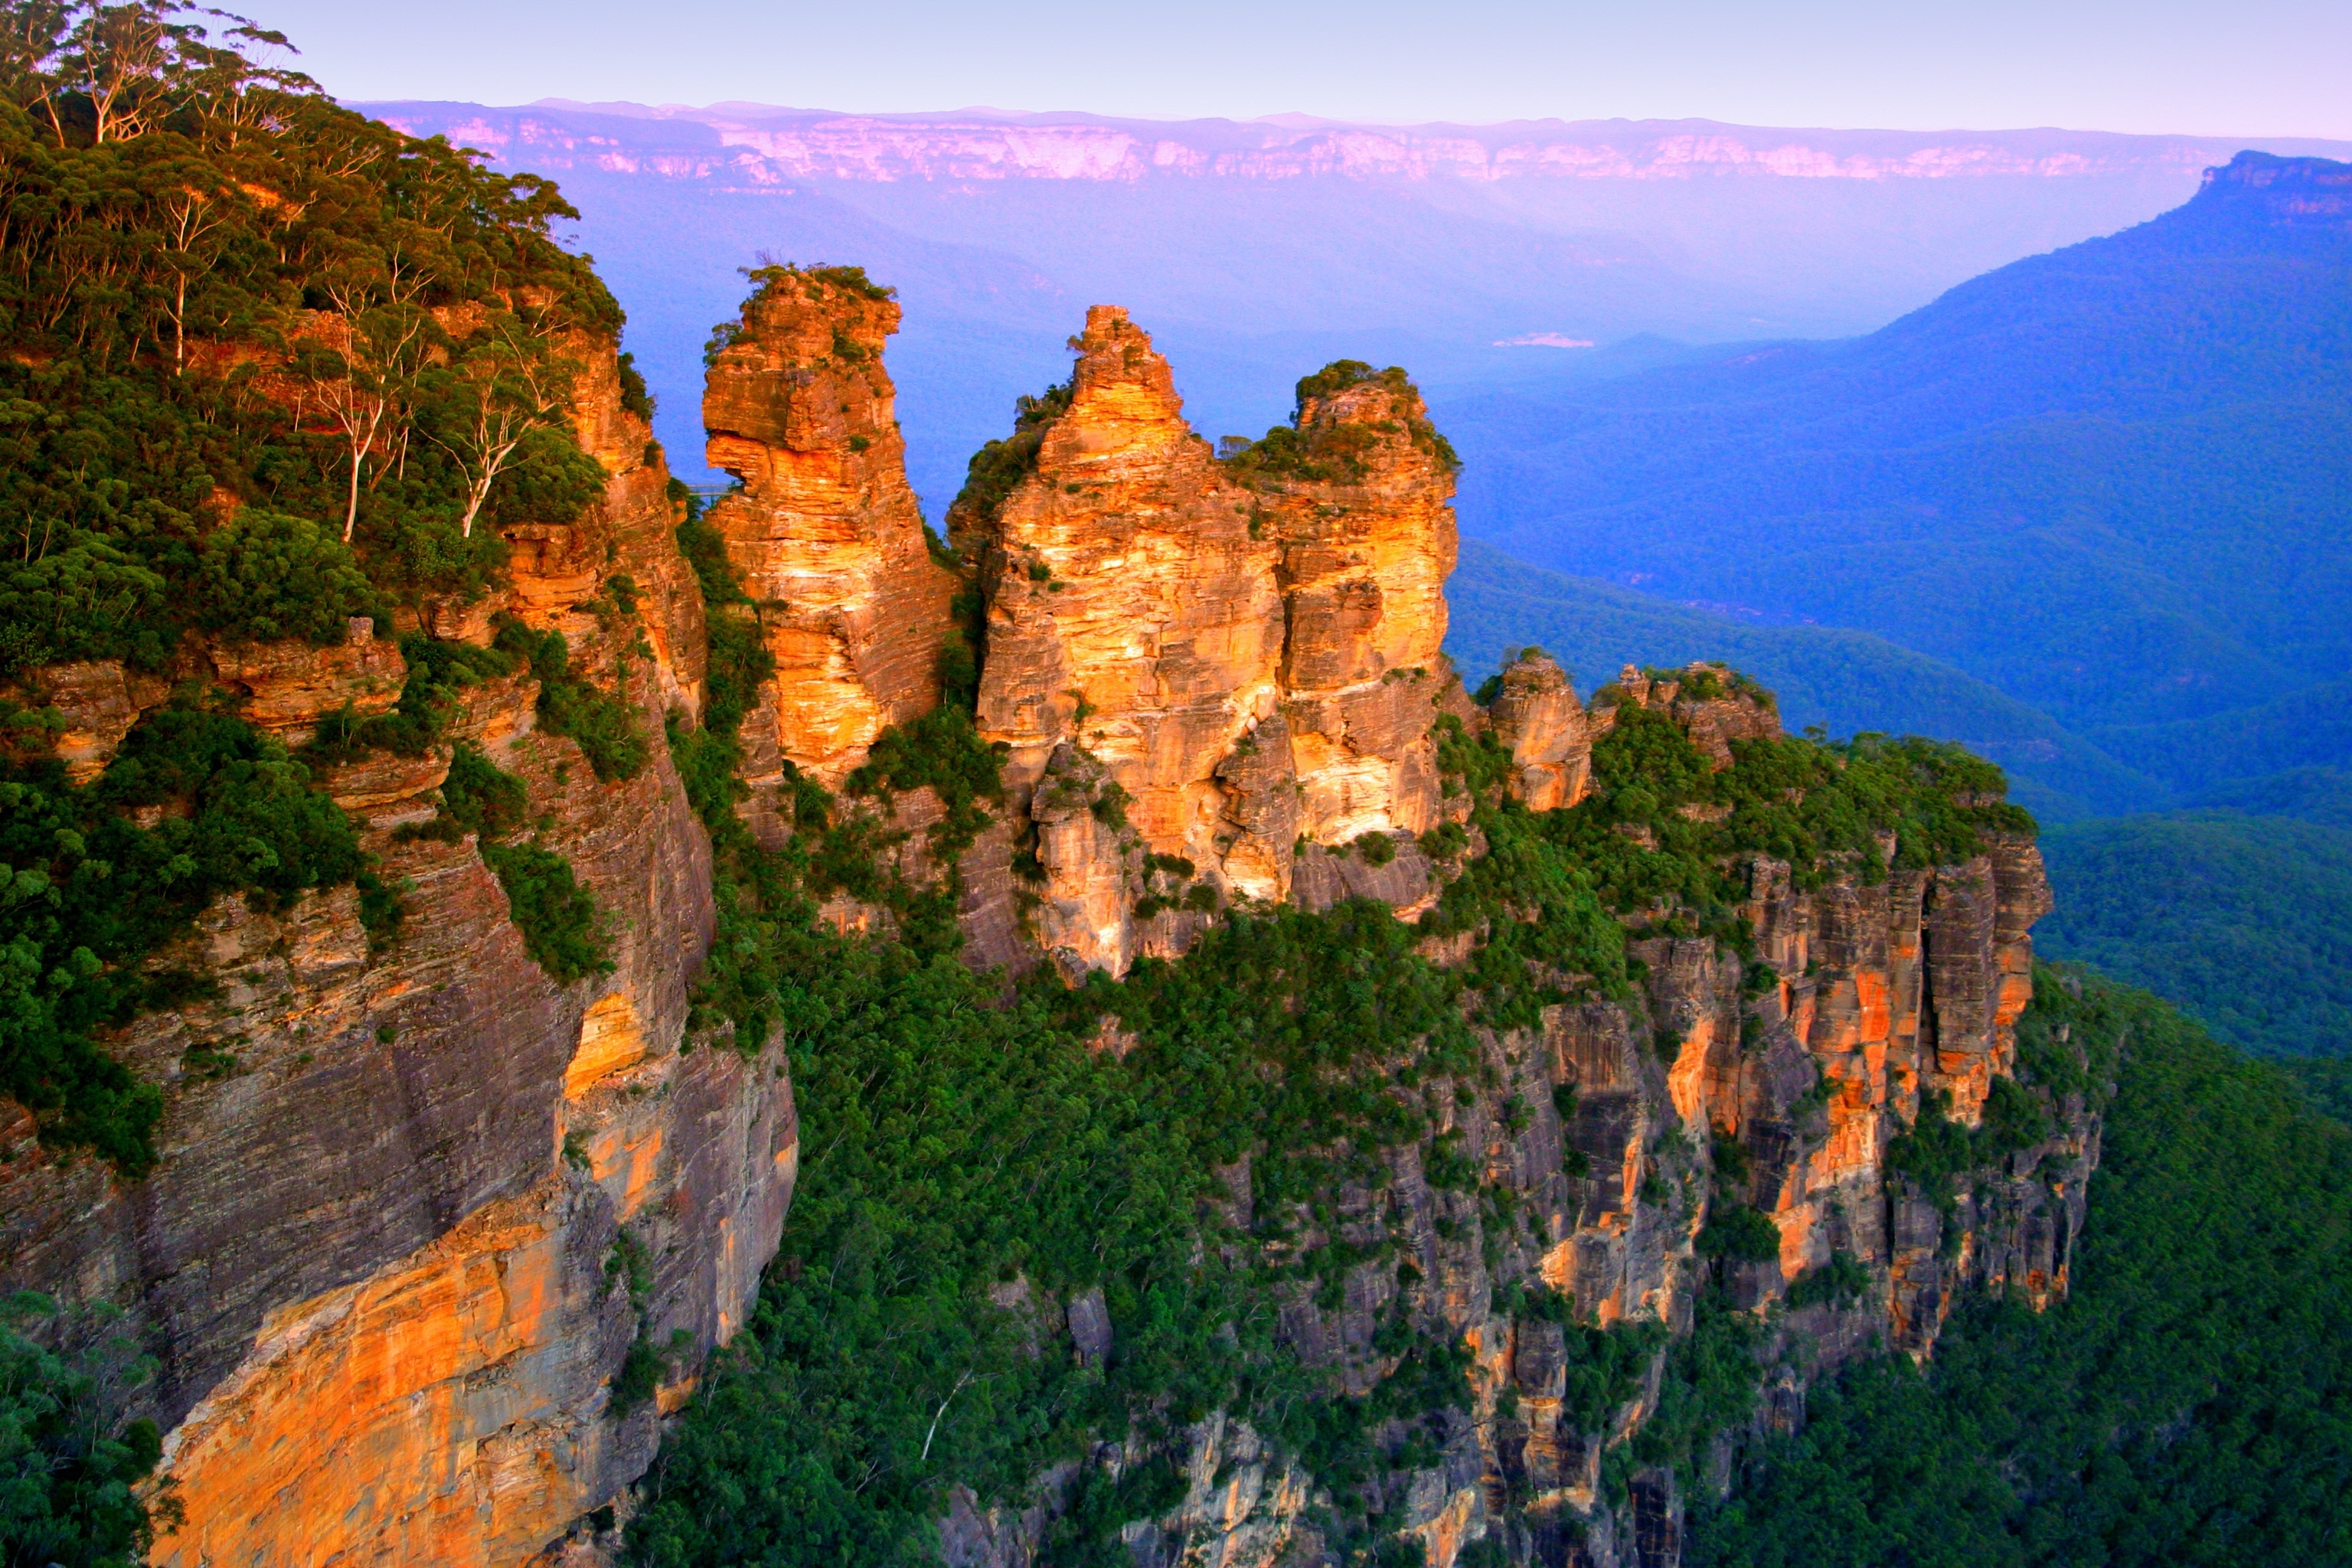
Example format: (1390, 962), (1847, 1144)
(703, 266), (957, 801)
(0, 335), (794, 1566)
(916, 651), (2084, 1568)
(669, 296), (2082, 1566)
(952, 307), (1459, 975)
(1, 281), (2084, 1568)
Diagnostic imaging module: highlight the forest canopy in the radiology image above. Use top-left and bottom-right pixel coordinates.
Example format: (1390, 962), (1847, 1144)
(0, 0), (617, 675)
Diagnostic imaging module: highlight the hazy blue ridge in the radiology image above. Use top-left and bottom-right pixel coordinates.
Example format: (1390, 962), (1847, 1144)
(1442, 152), (2352, 784)
(2086, 676), (2352, 799)
(2037, 809), (2352, 1059)
(1442, 540), (2158, 820)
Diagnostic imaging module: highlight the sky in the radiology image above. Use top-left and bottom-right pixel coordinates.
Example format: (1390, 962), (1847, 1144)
(246, 0), (2352, 138)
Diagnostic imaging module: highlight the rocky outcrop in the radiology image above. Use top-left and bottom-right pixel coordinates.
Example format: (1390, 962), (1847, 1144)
(703, 268), (957, 799)
(906, 641), (2079, 1567)
(1487, 651), (1591, 811)
(0, 337), (793, 1567)
(903, 789), (2082, 1566)
(948, 308), (1457, 974)
(0, 278), (2086, 1568)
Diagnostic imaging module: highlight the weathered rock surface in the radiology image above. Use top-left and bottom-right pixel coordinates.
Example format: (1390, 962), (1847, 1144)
(0, 338), (794, 1567)
(903, 655), (2080, 1568)
(704, 269), (956, 797)
(951, 307), (1458, 974)
(1487, 651), (1591, 812)
(2, 287), (2087, 1568)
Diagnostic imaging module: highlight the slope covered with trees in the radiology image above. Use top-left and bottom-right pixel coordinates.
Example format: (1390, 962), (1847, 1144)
(2036, 809), (2352, 1060)
(1447, 152), (2352, 810)
(1690, 972), (2352, 1566)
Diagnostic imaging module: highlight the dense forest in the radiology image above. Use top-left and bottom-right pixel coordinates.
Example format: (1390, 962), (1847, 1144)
(1690, 972), (2352, 1566)
(2037, 805), (2352, 1060)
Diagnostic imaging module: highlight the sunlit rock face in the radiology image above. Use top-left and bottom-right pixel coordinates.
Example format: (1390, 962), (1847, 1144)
(959, 306), (1459, 975)
(703, 270), (956, 796)
(0, 332), (798, 1568)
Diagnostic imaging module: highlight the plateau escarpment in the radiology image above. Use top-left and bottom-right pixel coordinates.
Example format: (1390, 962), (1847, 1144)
(617, 276), (2091, 1568)
(0, 41), (2092, 1556)
(3, 332), (795, 1568)
(0, 223), (2087, 1566)
(0, 37), (799, 1563)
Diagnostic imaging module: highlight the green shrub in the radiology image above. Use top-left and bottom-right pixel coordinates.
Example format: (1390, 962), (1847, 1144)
(438, 743), (530, 840)
(195, 510), (375, 645)
(945, 381), (1075, 537)
(480, 840), (611, 985)
(501, 624), (648, 783)
(0, 1292), (165, 1567)
(1697, 1204), (1782, 1263)
(1785, 1250), (1871, 1310)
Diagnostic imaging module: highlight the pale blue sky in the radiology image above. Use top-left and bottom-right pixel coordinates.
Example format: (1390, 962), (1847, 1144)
(250, 0), (2349, 137)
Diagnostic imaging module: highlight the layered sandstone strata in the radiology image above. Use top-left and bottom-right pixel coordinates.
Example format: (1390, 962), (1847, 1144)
(703, 268), (957, 798)
(0, 338), (793, 1567)
(956, 307), (1459, 973)
(926, 675), (2079, 1568)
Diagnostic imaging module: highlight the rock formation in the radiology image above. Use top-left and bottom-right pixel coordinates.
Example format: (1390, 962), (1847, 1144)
(956, 307), (1459, 975)
(0, 284), (2084, 1568)
(0, 333), (794, 1566)
(704, 267), (957, 798)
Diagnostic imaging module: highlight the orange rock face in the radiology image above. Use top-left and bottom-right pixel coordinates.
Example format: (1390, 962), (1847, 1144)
(0, 332), (793, 1568)
(1487, 652), (1591, 811)
(952, 308), (1458, 972)
(703, 270), (956, 792)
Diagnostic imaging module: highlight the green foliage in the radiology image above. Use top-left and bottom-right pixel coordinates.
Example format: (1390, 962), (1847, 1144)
(312, 633), (520, 761)
(193, 509), (373, 645)
(0, 8), (618, 658)
(740, 262), (897, 305)
(500, 623), (648, 783)
(1697, 1205), (1780, 1263)
(436, 743), (529, 840)
(944, 379), (1073, 538)
(1689, 970), (2352, 1567)
(1220, 361), (1461, 484)
(0, 1292), (166, 1568)
(616, 351), (655, 422)
(2, 698), (364, 1168)
(1783, 1251), (1870, 1311)
(479, 839), (610, 985)
(2038, 807), (2352, 1058)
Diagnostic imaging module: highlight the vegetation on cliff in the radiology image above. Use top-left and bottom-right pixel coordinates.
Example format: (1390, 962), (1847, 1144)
(1, 699), (367, 1168)
(1220, 360), (1461, 485)
(0, 1292), (165, 1568)
(0, 5), (642, 1168)
(0, 2), (620, 671)
(942, 378), (1075, 544)
(1689, 969), (2352, 1566)
(632, 534), (2050, 1563)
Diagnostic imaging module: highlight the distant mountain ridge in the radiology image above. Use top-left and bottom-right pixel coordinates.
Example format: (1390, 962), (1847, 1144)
(356, 103), (2352, 546)
(1447, 151), (2352, 809)
(368, 100), (2352, 187)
